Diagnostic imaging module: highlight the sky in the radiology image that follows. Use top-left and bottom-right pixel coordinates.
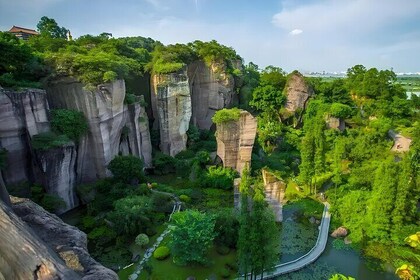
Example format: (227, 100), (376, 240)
(1, 0), (419, 73)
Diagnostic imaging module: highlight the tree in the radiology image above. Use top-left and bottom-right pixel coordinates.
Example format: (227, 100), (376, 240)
(170, 210), (216, 265)
(108, 155), (145, 184)
(135, 233), (149, 248)
(37, 16), (69, 39)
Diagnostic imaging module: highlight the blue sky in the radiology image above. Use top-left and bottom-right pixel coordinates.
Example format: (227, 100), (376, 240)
(1, 0), (419, 73)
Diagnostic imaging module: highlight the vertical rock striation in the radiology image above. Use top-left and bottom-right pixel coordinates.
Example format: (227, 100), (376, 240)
(0, 89), (50, 186)
(216, 110), (257, 175)
(46, 78), (152, 182)
(188, 61), (236, 130)
(36, 144), (78, 214)
(262, 169), (286, 222)
(150, 72), (192, 156)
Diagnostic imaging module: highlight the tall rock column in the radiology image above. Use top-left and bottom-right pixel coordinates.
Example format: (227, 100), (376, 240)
(188, 61), (236, 130)
(215, 110), (257, 175)
(151, 72), (192, 156)
(262, 169), (286, 222)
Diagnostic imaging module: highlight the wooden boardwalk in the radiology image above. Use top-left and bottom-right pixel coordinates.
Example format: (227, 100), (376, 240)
(239, 202), (331, 279)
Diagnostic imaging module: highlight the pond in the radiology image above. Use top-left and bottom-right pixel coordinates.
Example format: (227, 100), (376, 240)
(275, 202), (398, 280)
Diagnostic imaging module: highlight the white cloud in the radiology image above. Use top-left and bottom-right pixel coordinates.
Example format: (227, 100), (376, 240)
(289, 29), (303, 36)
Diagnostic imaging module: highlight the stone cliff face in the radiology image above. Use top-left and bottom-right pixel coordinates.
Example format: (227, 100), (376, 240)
(262, 169), (285, 222)
(326, 116), (345, 131)
(283, 71), (313, 124)
(215, 110), (257, 175)
(46, 78), (152, 182)
(188, 61), (236, 130)
(150, 72), (192, 156)
(0, 198), (80, 280)
(36, 144), (78, 214)
(0, 89), (50, 186)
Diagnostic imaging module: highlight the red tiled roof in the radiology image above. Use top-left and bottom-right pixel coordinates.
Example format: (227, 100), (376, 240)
(9, 26), (39, 35)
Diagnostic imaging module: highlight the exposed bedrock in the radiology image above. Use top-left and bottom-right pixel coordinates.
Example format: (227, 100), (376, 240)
(262, 169), (286, 222)
(215, 110), (257, 175)
(46, 78), (152, 182)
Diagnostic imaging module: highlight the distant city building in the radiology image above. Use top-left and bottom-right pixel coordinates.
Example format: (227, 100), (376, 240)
(8, 26), (39, 40)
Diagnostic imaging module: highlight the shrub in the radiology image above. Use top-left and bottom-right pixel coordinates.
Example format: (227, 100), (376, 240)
(220, 268), (231, 279)
(153, 246), (170, 260)
(203, 166), (238, 190)
(108, 155), (144, 184)
(50, 109), (88, 142)
(135, 233), (149, 247)
(216, 245), (230, 255)
(329, 103), (353, 119)
(31, 132), (71, 150)
(179, 194), (191, 203)
(153, 152), (176, 174)
(124, 92), (136, 105)
(212, 108), (241, 124)
(41, 194), (66, 212)
(146, 227), (157, 237)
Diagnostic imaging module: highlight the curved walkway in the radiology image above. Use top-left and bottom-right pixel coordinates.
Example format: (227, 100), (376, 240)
(263, 202), (331, 279)
(239, 202), (331, 279)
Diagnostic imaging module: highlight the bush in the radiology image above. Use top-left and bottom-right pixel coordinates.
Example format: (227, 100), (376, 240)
(212, 108), (241, 124)
(179, 194), (191, 203)
(153, 152), (176, 174)
(203, 166), (238, 190)
(153, 246), (170, 260)
(220, 268), (231, 278)
(216, 245), (230, 255)
(50, 109), (88, 142)
(135, 233), (149, 247)
(146, 227), (157, 237)
(329, 103), (353, 119)
(31, 132), (71, 150)
(108, 155), (144, 184)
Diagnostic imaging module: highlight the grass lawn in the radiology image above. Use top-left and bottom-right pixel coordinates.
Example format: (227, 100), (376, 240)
(141, 246), (237, 280)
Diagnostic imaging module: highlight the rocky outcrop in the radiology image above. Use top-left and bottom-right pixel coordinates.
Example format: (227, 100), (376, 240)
(262, 169), (286, 222)
(0, 89), (50, 186)
(36, 144), (78, 214)
(0, 198), (79, 280)
(10, 196), (118, 279)
(389, 130), (412, 152)
(216, 110), (257, 175)
(46, 78), (152, 182)
(188, 61), (236, 130)
(326, 116), (345, 131)
(150, 72), (191, 156)
(283, 71), (313, 124)
(331, 226), (349, 238)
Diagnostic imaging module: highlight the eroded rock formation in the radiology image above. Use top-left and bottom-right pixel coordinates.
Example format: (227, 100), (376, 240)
(262, 169), (286, 222)
(0, 89), (50, 186)
(10, 196), (118, 279)
(46, 78), (152, 181)
(216, 110), (257, 175)
(283, 71), (313, 125)
(150, 72), (192, 156)
(0, 198), (80, 280)
(188, 61), (236, 130)
(326, 116), (345, 131)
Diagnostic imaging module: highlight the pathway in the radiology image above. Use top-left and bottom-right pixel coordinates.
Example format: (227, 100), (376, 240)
(128, 190), (181, 280)
(239, 202), (331, 279)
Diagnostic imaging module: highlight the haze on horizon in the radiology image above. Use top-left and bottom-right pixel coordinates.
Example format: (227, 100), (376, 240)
(1, 0), (419, 73)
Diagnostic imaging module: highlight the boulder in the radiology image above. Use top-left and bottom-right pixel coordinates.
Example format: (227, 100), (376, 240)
(326, 116), (345, 131)
(11, 196), (118, 279)
(283, 71), (313, 125)
(0, 198), (80, 280)
(331, 226), (349, 238)
(150, 72), (192, 156)
(216, 110), (257, 175)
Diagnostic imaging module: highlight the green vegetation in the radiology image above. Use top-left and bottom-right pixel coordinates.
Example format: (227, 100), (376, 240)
(50, 109), (88, 142)
(135, 233), (149, 247)
(31, 132), (71, 150)
(153, 246), (170, 260)
(212, 108), (242, 124)
(37, 16), (69, 39)
(107, 155), (145, 184)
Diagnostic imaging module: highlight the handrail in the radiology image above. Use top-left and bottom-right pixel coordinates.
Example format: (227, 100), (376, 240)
(238, 202), (331, 279)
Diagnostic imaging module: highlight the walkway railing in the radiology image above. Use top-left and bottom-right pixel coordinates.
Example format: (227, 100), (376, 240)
(238, 202), (331, 279)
